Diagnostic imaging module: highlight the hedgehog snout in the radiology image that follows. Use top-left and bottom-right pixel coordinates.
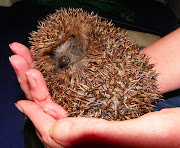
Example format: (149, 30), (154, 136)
(59, 56), (71, 68)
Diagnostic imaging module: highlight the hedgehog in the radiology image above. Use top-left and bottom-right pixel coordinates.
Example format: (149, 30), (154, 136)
(29, 8), (161, 121)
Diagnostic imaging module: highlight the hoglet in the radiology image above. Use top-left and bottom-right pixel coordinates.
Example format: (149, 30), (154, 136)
(30, 8), (161, 121)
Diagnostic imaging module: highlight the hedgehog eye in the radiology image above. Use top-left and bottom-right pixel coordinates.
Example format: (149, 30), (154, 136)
(49, 52), (54, 57)
(59, 55), (71, 68)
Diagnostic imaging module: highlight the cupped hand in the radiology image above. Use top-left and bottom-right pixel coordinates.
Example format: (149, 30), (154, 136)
(10, 42), (180, 148)
(9, 42), (68, 147)
(17, 103), (180, 148)
(9, 42), (56, 107)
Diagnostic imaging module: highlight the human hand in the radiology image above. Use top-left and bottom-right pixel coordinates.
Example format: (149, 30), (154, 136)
(10, 42), (180, 148)
(9, 42), (62, 107)
(9, 42), (68, 147)
(16, 101), (180, 148)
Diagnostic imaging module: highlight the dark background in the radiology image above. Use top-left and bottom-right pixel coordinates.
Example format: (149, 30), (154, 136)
(0, 0), (179, 147)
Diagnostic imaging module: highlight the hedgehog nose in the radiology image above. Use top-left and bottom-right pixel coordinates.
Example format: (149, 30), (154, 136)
(59, 55), (71, 68)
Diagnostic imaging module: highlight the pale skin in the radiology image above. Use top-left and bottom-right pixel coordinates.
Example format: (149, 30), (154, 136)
(9, 28), (180, 148)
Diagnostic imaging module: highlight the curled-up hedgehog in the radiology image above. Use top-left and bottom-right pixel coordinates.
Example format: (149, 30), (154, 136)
(30, 8), (161, 121)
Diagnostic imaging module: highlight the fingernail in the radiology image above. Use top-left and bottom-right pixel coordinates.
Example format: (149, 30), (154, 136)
(9, 43), (12, 48)
(49, 121), (72, 147)
(9, 56), (12, 64)
(9, 56), (16, 70)
(9, 56), (18, 72)
(43, 109), (57, 118)
(15, 103), (23, 113)
(25, 72), (36, 87)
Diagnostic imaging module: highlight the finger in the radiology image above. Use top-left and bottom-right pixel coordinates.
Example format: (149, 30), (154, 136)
(26, 69), (68, 118)
(10, 42), (34, 68)
(43, 102), (68, 119)
(49, 109), (180, 147)
(9, 55), (32, 100)
(25, 69), (52, 107)
(16, 100), (61, 148)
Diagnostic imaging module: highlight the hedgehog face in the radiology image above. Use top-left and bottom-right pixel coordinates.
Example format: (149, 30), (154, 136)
(50, 35), (86, 71)
(30, 8), (161, 121)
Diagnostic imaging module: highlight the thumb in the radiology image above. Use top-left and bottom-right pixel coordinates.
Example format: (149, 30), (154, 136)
(48, 117), (144, 147)
(48, 111), (180, 148)
(49, 117), (119, 147)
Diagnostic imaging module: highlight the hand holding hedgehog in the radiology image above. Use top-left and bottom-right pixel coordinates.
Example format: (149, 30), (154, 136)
(10, 27), (180, 147)
(11, 10), (180, 147)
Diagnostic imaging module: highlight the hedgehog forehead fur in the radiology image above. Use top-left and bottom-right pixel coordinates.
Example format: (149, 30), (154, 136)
(30, 8), (161, 121)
